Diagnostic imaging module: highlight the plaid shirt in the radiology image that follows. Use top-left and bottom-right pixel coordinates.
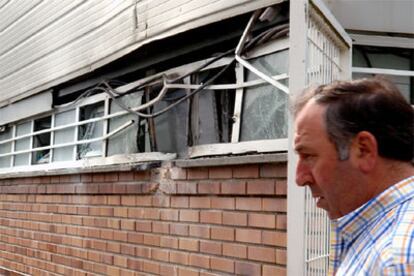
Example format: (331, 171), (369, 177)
(329, 175), (414, 275)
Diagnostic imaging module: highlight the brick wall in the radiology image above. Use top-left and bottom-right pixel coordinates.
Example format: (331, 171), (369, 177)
(0, 162), (287, 276)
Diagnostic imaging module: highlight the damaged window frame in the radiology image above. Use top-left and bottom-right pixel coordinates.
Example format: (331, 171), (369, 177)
(0, 11), (291, 172)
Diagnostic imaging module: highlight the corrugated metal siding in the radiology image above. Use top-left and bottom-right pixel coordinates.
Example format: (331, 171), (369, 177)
(0, 0), (279, 108)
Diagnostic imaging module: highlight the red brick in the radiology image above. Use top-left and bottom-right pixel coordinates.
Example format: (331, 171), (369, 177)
(222, 211), (247, 226)
(189, 225), (210, 239)
(180, 210), (199, 222)
(171, 197), (189, 208)
(118, 172), (134, 181)
(200, 240), (222, 255)
(260, 163), (287, 178)
(276, 214), (287, 230)
(248, 246), (276, 262)
(92, 174), (105, 182)
(235, 197), (261, 211)
(170, 251), (189, 265)
(247, 179), (276, 195)
(211, 197), (235, 210)
(121, 196), (136, 206)
(179, 238), (199, 252)
(121, 220), (135, 231)
(211, 226), (234, 241)
(200, 211), (222, 224)
(136, 221), (152, 232)
(160, 236), (178, 249)
(236, 229), (262, 244)
(134, 170), (151, 181)
(160, 209), (179, 221)
(262, 198), (287, 212)
(221, 181), (246, 195)
(249, 213), (276, 229)
(160, 264), (176, 276)
(152, 196), (170, 207)
(127, 258), (142, 270)
(190, 197), (211, 208)
(170, 224), (189, 236)
(263, 265), (287, 276)
(152, 249), (169, 262)
(144, 234), (161, 246)
(223, 243), (247, 259)
(178, 267), (199, 276)
(276, 179), (287, 195)
(276, 249), (287, 265)
(187, 168), (208, 180)
(152, 221), (170, 234)
(262, 231), (287, 247)
(190, 254), (210, 269)
(235, 261), (262, 275)
(176, 182), (198, 194)
(210, 257), (234, 273)
(170, 167), (187, 180)
(104, 172), (118, 182)
(208, 167), (232, 179)
(198, 181), (220, 194)
(128, 232), (144, 244)
(143, 261), (160, 274)
(232, 165), (259, 179)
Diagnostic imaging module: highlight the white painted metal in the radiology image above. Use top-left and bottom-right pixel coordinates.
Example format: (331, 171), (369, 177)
(351, 34), (414, 49)
(188, 138), (288, 158)
(0, 0), (285, 107)
(231, 63), (244, 143)
(287, 1), (309, 275)
(353, 67), (414, 77)
(0, 120), (134, 158)
(288, 0), (351, 275)
(0, 90), (52, 126)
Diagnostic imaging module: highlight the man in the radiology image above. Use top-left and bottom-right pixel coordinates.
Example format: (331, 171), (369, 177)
(293, 77), (414, 275)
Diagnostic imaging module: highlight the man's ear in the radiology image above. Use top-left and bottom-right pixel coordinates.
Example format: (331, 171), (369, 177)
(350, 131), (378, 173)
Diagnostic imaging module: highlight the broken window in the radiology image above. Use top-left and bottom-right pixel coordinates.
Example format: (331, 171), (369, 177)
(240, 49), (289, 141)
(77, 102), (105, 159)
(32, 116), (52, 164)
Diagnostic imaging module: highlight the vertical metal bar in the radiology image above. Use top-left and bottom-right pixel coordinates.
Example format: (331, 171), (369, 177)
(28, 120), (34, 165)
(10, 125), (16, 167)
(145, 86), (157, 151)
(231, 63), (244, 143)
(74, 107), (80, 160)
(287, 1), (309, 275)
(102, 97), (110, 157)
(50, 114), (55, 163)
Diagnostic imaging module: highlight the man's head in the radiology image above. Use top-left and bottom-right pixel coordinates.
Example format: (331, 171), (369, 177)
(293, 77), (414, 219)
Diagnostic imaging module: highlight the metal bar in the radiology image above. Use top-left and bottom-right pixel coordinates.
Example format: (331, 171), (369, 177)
(353, 67), (414, 77)
(235, 55), (289, 94)
(231, 63), (244, 143)
(0, 120), (134, 158)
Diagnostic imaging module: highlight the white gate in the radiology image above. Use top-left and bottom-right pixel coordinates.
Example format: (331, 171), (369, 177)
(288, 0), (351, 275)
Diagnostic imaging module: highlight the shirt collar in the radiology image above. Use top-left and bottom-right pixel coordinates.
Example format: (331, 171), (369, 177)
(332, 175), (414, 243)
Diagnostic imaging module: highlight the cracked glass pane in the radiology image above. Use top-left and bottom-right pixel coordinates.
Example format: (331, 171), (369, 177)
(77, 102), (104, 159)
(108, 93), (142, 155)
(240, 49), (289, 141)
(32, 116), (51, 164)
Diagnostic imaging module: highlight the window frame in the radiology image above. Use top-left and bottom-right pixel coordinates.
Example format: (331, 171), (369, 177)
(0, 37), (290, 173)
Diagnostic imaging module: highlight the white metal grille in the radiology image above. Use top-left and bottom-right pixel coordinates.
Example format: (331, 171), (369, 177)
(304, 5), (350, 276)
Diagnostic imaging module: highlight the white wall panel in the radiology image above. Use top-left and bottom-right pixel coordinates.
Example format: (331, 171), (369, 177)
(0, 0), (280, 108)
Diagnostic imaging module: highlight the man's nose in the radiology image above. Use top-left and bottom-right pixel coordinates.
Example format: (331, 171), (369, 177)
(296, 160), (311, 187)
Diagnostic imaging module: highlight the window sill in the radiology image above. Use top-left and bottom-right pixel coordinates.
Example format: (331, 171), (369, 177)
(0, 152), (176, 179)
